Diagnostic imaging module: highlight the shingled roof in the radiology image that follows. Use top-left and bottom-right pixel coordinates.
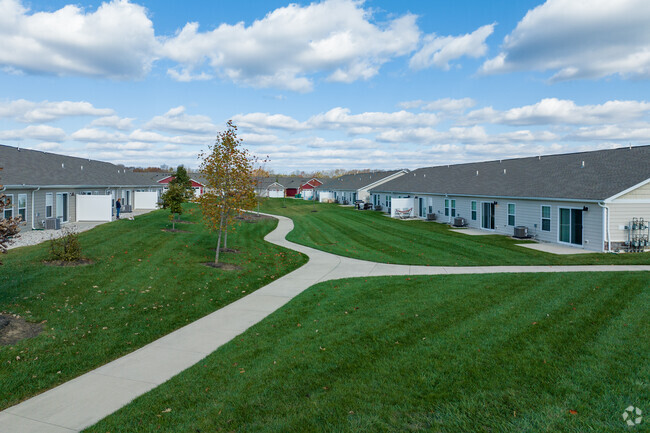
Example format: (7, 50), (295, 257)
(318, 170), (406, 191)
(0, 144), (160, 188)
(370, 146), (650, 201)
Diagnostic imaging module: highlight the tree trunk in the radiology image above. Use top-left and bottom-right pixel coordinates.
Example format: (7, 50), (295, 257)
(224, 227), (228, 250)
(172, 214), (176, 230)
(214, 212), (225, 264)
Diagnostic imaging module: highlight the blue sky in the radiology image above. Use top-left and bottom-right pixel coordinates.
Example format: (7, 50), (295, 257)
(1, 0), (649, 172)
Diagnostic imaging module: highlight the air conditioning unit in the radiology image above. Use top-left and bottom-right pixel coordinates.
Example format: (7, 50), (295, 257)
(453, 217), (467, 227)
(427, 213), (437, 221)
(514, 226), (529, 238)
(45, 218), (61, 230)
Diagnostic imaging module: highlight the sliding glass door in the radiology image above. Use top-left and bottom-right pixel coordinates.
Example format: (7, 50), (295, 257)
(559, 208), (582, 245)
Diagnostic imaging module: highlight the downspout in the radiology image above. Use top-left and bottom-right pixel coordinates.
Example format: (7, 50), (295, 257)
(598, 202), (611, 253)
(31, 187), (41, 229)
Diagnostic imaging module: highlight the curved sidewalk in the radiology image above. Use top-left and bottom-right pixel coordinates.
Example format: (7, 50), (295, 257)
(1, 214), (648, 432)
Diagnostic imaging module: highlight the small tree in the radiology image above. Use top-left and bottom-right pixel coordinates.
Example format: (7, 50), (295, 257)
(160, 182), (185, 230)
(0, 169), (21, 263)
(199, 121), (257, 265)
(170, 165), (194, 200)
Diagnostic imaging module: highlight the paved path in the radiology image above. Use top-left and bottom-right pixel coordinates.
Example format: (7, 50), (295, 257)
(1, 214), (648, 432)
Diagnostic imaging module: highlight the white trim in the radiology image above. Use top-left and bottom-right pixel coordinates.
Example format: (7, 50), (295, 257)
(507, 202), (516, 226)
(480, 201), (496, 231)
(540, 204), (551, 232)
(609, 199), (650, 204)
(3, 194), (14, 219)
(604, 177), (650, 202)
(470, 200), (477, 221)
(557, 206), (584, 247)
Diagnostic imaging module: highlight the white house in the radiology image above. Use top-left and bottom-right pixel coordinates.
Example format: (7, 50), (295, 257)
(317, 170), (408, 204)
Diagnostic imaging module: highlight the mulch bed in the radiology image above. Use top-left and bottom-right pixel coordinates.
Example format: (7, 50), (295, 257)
(42, 259), (94, 267)
(202, 262), (242, 271)
(174, 220), (197, 224)
(0, 314), (43, 346)
(161, 228), (191, 233)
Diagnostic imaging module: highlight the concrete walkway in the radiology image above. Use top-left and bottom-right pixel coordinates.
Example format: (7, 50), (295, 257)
(1, 214), (648, 433)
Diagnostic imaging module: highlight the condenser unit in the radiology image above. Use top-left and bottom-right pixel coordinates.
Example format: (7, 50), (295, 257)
(514, 226), (529, 238)
(453, 217), (467, 227)
(45, 218), (61, 230)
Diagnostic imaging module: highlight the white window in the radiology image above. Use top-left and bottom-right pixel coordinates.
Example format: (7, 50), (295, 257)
(541, 206), (551, 232)
(46, 193), (53, 218)
(18, 194), (27, 221)
(508, 203), (516, 226)
(3, 194), (13, 219)
(471, 201), (477, 221)
(451, 199), (456, 217)
(444, 199), (449, 216)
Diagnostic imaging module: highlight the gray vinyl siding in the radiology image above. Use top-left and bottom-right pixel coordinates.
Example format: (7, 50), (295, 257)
(372, 192), (605, 251)
(3, 186), (161, 229)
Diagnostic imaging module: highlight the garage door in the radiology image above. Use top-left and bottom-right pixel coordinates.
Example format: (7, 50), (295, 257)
(269, 190), (284, 198)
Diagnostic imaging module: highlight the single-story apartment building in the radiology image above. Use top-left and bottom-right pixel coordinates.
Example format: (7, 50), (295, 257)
(0, 144), (163, 230)
(156, 173), (207, 197)
(317, 170), (408, 204)
(256, 177), (322, 198)
(369, 146), (650, 252)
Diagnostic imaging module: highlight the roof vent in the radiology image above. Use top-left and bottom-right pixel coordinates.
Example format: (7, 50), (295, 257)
(503, 168), (506, 174)
(581, 161), (585, 168)
(538, 155), (541, 160)
(81, 165), (83, 171)
(423, 174), (426, 178)
(476, 170), (479, 176)
(61, 163), (65, 169)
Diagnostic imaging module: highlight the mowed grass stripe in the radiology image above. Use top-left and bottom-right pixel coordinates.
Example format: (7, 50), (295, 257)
(87, 272), (648, 433)
(0, 205), (307, 410)
(261, 198), (650, 266)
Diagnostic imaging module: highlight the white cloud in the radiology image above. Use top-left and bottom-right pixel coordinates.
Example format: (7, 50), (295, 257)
(410, 24), (494, 70)
(0, 99), (114, 122)
(234, 107), (439, 134)
(465, 98), (650, 126)
(160, 0), (420, 91)
(71, 127), (128, 142)
(567, 124), (650, 141)
(232, 113), (308, 132)
(0, 124), (66, 141)
(399, 97), (476, 113)
(0, 0), (158, 78)
(376, 125), (558, 145)
(144, 106), (216, 134)
(480, 0), (650, 81)
(91, 115), (135, 131)
(309, 107), (439, 130)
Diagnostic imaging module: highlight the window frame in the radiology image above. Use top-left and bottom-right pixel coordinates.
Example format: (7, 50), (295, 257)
(471, 200), (477, 221)
(507, 203), (516, 226)
(46, 193), (53, 218)
(17, 193), (27, 221)
(3, 194), (14, 219)
(541, 205), (551, 232)
(444, 199), (449, 216)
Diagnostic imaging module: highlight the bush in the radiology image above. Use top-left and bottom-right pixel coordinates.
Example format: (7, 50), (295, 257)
(49, 228), (83, 262)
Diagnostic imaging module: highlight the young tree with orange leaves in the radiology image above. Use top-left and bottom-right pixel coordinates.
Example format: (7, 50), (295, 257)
(199, 121), (257, 265)
(0, 169), (21, 263)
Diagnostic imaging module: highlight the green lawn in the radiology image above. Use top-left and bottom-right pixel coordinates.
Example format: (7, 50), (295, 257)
(260, 198), (650, 266)
(0, 205), (306, 410)
(87, 272), (649, 433)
